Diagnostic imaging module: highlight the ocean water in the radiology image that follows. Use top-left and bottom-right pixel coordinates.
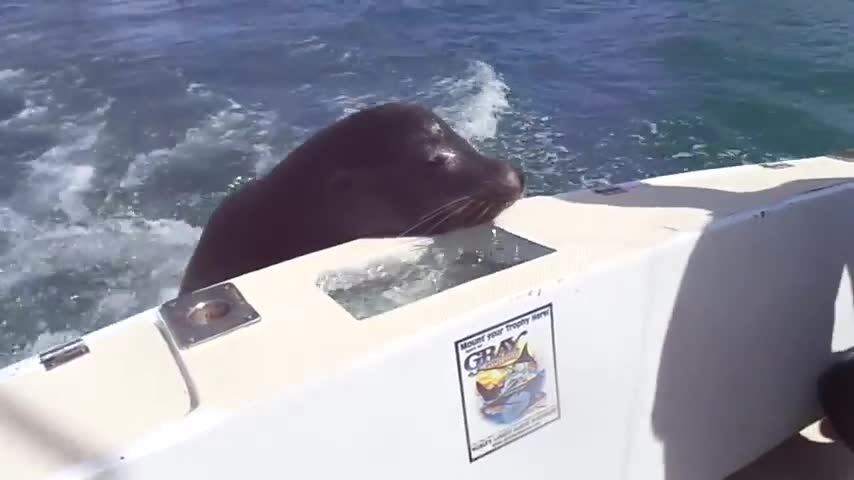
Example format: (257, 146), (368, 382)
(0, 0), (852, 367)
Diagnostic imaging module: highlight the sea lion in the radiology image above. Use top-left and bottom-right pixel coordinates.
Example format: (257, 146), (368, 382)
(178, 102), (526, 295)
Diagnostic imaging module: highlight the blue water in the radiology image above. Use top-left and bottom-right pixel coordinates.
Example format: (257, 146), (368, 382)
(0, 0), (852, 366)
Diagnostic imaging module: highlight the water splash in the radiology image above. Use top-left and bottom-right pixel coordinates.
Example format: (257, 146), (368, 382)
(434, 60), (511, 142)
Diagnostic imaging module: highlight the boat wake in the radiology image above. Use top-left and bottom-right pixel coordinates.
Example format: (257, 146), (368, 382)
(0, 59), (574, 367)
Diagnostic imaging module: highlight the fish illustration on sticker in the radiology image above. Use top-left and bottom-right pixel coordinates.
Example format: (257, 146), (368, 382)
(473, 341), (548, 424)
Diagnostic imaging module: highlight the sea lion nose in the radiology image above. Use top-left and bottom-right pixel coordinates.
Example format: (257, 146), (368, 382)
(502, 163), (526, 196)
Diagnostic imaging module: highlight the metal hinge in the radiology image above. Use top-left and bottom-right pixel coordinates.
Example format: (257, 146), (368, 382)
(759, 162), (794, 169)
(592, 185), (628, 195)
(39, 338), (90, 371)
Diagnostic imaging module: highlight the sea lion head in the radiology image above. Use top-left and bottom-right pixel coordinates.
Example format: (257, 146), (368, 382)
(277, 102), (526, 239)
(178, 102), (527, 295)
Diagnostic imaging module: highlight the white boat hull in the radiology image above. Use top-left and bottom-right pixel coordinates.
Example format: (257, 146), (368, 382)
(4, 154), (854, 479)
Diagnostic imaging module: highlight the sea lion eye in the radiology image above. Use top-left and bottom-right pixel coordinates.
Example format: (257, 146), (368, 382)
(429, 150), (454, 166)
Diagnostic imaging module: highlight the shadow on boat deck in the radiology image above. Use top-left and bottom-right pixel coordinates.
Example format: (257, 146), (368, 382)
(728, 428), (854, 479)
(560, 173), (854, 478)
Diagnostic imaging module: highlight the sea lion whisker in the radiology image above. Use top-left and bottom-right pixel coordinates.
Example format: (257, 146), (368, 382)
(408, 198), (475, 237)
(398, 196), (472, 237)
(425, 199), (477, 236)
(417, 195), (471, 223)
(473, 202), (495, 225)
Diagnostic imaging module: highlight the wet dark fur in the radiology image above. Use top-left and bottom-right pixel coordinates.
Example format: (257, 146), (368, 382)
(178, 102), (525, 295)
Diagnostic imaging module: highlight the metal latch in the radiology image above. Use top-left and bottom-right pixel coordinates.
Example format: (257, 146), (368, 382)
(158, 282), (261, 349)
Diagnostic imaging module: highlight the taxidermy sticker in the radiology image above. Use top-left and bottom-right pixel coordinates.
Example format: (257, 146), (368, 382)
(455, 303), (561, 462)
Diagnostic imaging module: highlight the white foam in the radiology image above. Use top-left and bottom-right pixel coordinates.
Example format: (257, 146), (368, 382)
(0, 96), (53, 129)
(251, 143), (277, 176)
(29, 157), (98, 222)
(0, 69), (24, 82)
(472, 102), (575, 194)
(0, 216), (200, 291)
(434, 60), (511, 142)
(0, 69), (212, 367)
(332, 93), (385, 119)
(17, 117), (104, 221)
(121, 86), (278, 188)
(412, 60), (576, 194)
(0, 69), (110, 228)
(0, 212), (199, 367)
(326, 60), (511, 145)
(290, 35), (321, 45)
(291, 42), (328, 54)
(13, 100), (47, 121)
(644, 120), (659, 135)
(186, 82), (211, 96)
(3, 32), (43, 49)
